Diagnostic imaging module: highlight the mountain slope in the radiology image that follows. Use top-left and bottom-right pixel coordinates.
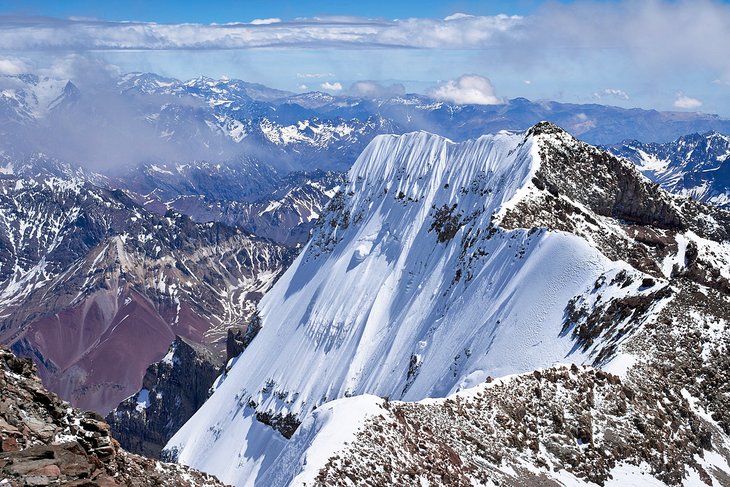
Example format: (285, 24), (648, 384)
(0, 176), (292, 414)
(610, 131), (730, 208)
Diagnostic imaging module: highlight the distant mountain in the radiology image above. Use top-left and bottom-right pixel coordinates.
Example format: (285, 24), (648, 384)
(2, 72), (730, 175)
(609, 131), (730, 208)
(0, 175), (292, 415)
(164, 123), (730, 486)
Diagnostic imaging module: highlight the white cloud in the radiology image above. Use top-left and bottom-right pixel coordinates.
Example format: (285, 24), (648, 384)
(524, 80), (532, 85)
(0, 15), (522, 51)
(430, 75), (501, 105)
(320, 81), (343, 91)
(674, 92), (703, 109)
(298, 84), (308, 90)
(0, 58), (28, 75)
(593, 88), (630, 100)
(250, 18), (281, 25)
(349, 80), (405, 98)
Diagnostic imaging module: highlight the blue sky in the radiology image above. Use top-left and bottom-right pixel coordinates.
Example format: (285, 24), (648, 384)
(2, 0), (569, 22)
(1, 0), (730, 116)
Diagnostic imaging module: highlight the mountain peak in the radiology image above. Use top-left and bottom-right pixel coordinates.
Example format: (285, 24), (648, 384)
(527, 120), (570, 138)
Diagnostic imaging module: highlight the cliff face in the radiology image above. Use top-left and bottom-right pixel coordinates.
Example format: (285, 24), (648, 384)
(0, 346), (226, 486)
(106, 337), (222, 458)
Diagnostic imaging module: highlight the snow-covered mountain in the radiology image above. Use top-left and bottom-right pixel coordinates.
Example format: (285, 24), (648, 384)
(610, 131), (730, 208)
(116, 163), (345, 246)
(0, 175), (293, 414)
(3, 72), (730, 175)
(163, 123), (730, 486)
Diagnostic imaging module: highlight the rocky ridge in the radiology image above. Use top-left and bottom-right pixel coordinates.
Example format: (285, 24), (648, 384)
(0, 346), (226, 486)
(291, 124), (730, 485)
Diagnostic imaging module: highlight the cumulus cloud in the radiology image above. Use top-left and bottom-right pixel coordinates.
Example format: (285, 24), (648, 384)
(674, 93), (703, 109)
(430, 75), (502, 105)
(349, 80), (405, 98)
(593, 88), (630, 101)
(320, 81), (343, 91)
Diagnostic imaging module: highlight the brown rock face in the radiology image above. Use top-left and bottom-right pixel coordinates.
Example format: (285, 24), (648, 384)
(0, 346), (227, 486)
(106, 337), (221, 458)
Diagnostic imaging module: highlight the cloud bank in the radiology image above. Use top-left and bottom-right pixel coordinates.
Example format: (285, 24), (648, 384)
(0, 1), (727, 83)
(0, 14), (521, 51)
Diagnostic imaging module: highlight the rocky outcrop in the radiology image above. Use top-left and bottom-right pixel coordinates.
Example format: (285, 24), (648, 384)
(0, 346), (225, 486)
(105, 337), (222, 458)
(315, 366), (717, 487)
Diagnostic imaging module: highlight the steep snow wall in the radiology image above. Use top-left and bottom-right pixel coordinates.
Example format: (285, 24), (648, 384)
(165, 129), (624, 485)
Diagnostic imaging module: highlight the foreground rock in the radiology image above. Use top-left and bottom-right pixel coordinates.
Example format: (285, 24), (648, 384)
(0, 346), (226, 486)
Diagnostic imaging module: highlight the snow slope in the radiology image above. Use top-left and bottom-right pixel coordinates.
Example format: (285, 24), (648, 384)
(165, 129), (630, 485)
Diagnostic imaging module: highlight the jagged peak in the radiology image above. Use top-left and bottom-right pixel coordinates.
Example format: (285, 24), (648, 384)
(526, 120), (571, 138)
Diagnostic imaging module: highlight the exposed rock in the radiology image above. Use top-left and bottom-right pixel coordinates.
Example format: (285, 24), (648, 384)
(106, 337), (221, 458)
(0, 346), (226, 486)
(315, 366), (717, 487)
(0, 176), (293, 414)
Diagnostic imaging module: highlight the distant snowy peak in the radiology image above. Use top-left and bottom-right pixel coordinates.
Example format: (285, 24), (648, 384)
(610, 131), (730, 208)
(119, 72), (293, 103)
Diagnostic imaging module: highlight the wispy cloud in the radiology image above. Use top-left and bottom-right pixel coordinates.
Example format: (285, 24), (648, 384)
(297, 72), (335, 79)
(430, 75), (501, 105)
(593, 88), (630, 101)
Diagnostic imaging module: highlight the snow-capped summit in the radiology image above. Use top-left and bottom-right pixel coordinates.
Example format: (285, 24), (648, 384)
(160, 123), (702, 484)
(164, 122), (730, 486)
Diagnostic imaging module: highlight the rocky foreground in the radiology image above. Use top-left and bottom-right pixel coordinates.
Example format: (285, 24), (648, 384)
(0, 347), (227, 486)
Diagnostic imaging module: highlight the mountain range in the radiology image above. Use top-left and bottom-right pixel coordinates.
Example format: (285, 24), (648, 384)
(2, 71), (730, 486)
(610, 131), (730, 208)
